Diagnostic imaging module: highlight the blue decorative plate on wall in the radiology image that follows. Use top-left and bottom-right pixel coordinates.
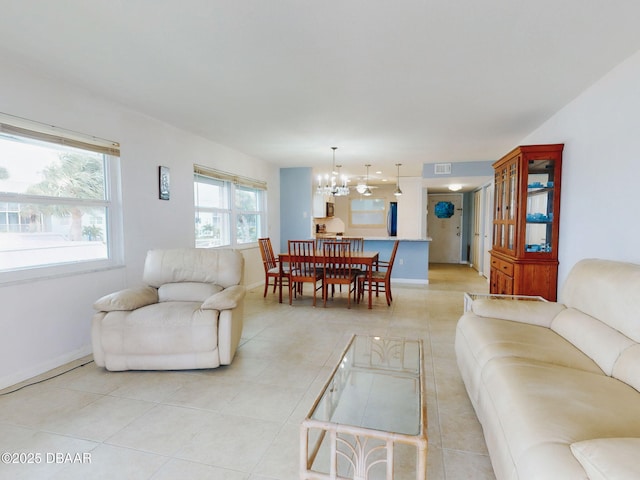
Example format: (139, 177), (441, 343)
(435, 201), (455, 218)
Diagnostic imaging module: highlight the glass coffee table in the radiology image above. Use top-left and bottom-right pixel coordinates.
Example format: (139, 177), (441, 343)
(300, 335), (427, 480)
(463, 292), (547, 313)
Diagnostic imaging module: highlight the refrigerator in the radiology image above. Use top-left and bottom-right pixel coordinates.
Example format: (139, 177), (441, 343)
(387, 201), (398, 236)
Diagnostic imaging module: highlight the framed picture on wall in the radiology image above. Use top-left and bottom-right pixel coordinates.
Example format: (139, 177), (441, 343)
(159, 166), (170, 200)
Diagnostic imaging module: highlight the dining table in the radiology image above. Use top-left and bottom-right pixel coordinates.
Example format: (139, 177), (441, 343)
(277, 250), (380, 309)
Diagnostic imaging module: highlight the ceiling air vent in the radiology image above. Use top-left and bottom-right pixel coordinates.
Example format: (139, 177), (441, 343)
(434, 163), (452, 175)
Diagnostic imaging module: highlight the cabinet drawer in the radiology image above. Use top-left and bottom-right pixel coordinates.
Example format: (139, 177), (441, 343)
(499, 260), (514, 277)
(492, 258), (514, 277)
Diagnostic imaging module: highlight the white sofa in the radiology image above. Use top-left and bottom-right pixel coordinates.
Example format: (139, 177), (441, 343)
(455, 258), (640, 480)
(92, 248), (245, 371)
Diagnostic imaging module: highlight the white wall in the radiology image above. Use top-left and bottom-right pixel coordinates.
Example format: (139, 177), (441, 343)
(0, 56), (279, 389)
(397, 177), (425, 239)
(523, 49), (640, 295)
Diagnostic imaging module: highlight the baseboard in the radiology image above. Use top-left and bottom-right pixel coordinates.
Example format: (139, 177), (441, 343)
(0, 345), (93, 392)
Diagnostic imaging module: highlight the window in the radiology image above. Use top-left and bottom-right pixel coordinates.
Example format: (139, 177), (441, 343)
(350, 197), (386, 227)
(0, 114), (121, 282)
(194, 166), (266, 248)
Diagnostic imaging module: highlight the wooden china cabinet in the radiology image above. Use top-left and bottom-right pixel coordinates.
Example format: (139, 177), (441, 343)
(490, 144), (564, 301)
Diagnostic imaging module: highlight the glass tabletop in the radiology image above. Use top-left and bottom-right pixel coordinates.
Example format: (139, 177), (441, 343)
(308, 335), (424, 436)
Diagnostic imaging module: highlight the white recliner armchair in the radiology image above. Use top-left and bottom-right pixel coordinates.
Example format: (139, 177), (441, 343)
(91, 248), (245, 371)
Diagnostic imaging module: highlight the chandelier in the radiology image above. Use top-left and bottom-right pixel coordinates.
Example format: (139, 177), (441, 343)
(316, 147), (350, 196)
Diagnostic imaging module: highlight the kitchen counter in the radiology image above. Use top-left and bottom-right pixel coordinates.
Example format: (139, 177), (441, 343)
(311, 236), (430, 283)
(363, 236), (432, 242)
(314, 234), (431, 242)
(364, 238), (430, 284)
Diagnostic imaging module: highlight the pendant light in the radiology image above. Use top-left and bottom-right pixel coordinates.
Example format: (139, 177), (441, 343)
(363, 164), (372, 196)
(394, 163), (403, 196)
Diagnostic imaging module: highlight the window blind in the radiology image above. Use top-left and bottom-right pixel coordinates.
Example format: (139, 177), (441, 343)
(194, 164), (266, 190)
(0, 112), (120, 156)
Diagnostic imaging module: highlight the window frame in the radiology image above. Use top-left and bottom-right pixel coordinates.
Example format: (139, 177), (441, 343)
(194, 166), (267, 248)
(233, 183), (264, 246)
(349, 196), (387, 228)
(0, 114), (123, 285)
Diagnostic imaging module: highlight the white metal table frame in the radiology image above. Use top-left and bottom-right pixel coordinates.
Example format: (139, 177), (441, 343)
(300, 335), (427, 480)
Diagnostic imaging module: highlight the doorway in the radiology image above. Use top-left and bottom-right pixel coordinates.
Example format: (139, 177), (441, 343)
(427, 193), (463, 263)
(469, 183), (494, 278)
(482, 183), (494, 279)
(470, 190), (482, 272)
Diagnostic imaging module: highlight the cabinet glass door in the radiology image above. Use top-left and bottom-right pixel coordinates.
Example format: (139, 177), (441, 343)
(493, 169), (503, 249)
(493, 160), (518, 254)
(507, 162), (517, 250)
(525, 159), (555, 253)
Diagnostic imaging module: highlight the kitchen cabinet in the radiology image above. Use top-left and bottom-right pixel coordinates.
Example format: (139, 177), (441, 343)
(313, 194), (333, 218)
(490, 144), (563, 300)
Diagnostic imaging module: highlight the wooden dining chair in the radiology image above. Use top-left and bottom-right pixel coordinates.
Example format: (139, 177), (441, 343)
(324, 237), (364, 292)
(258, 237), (289, 297)
(342, 236), (364, 252)
(314, 237), (327, 251)
(288, 240), (323, 306)
(358, 240), (399, 306)
(322, 241), (358, 308)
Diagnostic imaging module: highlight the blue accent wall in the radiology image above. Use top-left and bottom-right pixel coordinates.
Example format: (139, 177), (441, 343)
(280, 167), (312, 252)
(364, 240), (429, 282)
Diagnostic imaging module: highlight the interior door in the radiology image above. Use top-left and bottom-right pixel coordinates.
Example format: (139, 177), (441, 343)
(482, 183), (494, 279)
(471, 190), (482, 271)
(427, 193), (462, 263)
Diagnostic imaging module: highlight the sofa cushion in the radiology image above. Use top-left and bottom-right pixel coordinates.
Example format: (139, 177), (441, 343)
(99, 302), (218, 355)
(561, 259), (640, 342)
(570, 438), (640, 480)
(456, 312), (604, 424)
(612, 344), (640, 394)
(158, 282), (222, 302)
(93, 286), (158, 312)
(456, 313), (602, 385)
(551, 308), (636, 376)
(478, 357), (640, 480)
(143, 248), (243, 288)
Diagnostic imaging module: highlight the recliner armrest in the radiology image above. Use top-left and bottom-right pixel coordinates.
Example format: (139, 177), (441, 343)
(93, 286), (158, 312)
(201, 285), (246, 310)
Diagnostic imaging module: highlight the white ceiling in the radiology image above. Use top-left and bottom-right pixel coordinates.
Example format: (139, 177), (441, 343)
(1, 1), (640, 191)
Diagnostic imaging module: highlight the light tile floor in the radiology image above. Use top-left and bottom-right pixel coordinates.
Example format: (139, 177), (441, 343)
(0, 264), (495, 480)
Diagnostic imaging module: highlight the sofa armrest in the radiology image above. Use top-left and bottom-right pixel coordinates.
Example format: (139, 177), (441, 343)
(201, 285), (246, 310)
(471, 298), (566, 327)
(93, 286), (158, 312)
